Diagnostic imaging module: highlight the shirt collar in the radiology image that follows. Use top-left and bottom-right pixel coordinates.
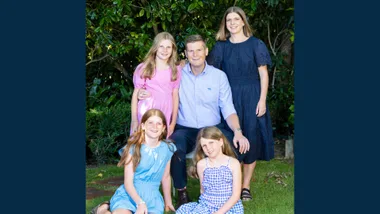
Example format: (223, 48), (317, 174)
(184, 61), (210, 76)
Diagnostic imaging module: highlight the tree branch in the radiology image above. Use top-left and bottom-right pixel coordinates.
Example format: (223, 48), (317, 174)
(276, 33), (291, 53)
(273, 29), (286, 50)
(267, 22), (276, 56)
(114, 62), (129, 78)
(86, 54), (110, 66)
(130, 4), (144, 9)
(153, 24), (159, 35)
(271, 66), (277, 90)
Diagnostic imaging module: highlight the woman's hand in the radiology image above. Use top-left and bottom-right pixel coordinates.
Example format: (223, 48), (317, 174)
(135, 203), (148, 214)
(256, 99), (267, 117)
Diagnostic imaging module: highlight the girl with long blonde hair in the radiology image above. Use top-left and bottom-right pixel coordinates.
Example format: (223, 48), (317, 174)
(92, 109), (176, 214)
(130, 32), (181, 137)
(177, 126), (244, 214)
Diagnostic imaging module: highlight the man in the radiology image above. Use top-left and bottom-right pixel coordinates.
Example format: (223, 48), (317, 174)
(165, 34), (250, 208)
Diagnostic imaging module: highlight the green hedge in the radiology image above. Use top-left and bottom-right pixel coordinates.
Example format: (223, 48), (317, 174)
(86, 102), (131, 164)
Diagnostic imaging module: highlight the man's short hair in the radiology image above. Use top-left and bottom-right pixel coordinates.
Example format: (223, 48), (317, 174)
(185, 34), (207, 49)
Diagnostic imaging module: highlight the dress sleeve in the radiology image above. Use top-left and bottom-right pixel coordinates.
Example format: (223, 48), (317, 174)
(207, 41), (224, 69)
(171, 65), (182, 89)
(128, 144), (136, 155)
(132, 63), (145, 88)
(166, 142), (177, 160)
(254, 39), (272, 67)
(170, 142), (177, 153)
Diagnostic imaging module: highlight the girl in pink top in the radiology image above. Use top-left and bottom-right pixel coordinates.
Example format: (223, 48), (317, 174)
(130, 32), (182, 137)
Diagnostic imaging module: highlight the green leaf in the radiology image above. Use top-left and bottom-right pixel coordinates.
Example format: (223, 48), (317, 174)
(93, 78), (101, 85)
(187, 3), (197, 12)
(289, 30), (294, 42)
(120, 87), (128, 97)
(139, 9), (145, 17)
(162, 22), (166, 30)
(251, 1), (256, 11)
(106, 95), (117, 106)
(289, 104), (294, 112)
(89, 86), (98, 96)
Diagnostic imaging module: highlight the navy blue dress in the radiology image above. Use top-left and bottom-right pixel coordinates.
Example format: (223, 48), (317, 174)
(207, 36), (274, 162)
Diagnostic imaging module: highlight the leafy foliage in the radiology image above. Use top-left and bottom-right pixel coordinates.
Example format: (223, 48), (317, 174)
(87, 77), (132, 109)
(86, 102), (130, 164)
(85, 0), (295, 163)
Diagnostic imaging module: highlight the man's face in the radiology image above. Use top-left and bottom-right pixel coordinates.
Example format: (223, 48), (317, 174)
(185, 41), (208, 69)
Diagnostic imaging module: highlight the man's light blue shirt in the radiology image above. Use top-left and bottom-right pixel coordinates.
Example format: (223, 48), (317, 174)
(177, 62), (237, 128)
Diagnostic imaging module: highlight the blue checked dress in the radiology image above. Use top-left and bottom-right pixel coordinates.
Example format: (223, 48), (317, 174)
(176, 158), (244, 214)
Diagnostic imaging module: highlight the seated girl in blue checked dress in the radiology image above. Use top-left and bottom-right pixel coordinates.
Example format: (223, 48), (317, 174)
(91, 109), (176, 214)
(176, 126), (244, 214)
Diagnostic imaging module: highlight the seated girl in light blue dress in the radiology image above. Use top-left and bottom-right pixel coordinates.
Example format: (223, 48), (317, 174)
(91, 109), (176, 214)
(176, 126), (244, 214)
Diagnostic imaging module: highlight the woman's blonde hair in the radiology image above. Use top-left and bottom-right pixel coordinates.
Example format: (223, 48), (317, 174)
(140, 32), (179, 81)
(118, 109), (171, 171)
(215, 6), (253, 41)
(188, 126), (236, 178)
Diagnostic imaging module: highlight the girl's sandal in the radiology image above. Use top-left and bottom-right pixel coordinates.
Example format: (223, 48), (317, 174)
(241, 188), (253, 201)
(90, 201), (110, 214)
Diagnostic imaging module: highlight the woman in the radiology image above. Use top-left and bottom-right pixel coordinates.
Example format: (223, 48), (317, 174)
(207, 6), (275, 201)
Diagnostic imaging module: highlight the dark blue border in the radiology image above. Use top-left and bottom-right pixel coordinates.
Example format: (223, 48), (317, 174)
(295, 1), (380, 213)
(0, 1), (85, 213)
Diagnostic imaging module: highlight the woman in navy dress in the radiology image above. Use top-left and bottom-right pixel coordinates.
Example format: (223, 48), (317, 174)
(207, 6), (275, 201)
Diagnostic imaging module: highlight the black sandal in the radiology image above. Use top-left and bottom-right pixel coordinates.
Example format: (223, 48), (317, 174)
(241, 188), (253, 201)
(90, 201), (110, 214)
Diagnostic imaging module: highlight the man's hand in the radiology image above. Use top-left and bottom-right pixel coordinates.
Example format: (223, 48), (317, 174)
(137, 88), (151, 100)
(232, 130), (250, 154)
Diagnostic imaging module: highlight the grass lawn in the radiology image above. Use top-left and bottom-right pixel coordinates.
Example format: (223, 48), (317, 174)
(86, 158), (293, 214)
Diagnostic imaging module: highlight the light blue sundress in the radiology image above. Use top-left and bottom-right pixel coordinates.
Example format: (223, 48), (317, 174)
(110, 142), (176, 214)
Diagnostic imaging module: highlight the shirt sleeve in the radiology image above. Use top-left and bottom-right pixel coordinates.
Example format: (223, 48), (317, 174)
(132, 63), (145, 88)
(206, 41), (224, 70)
(254, 39), (272, 67)
(171, 65), (182, 89)
(218, 71), (237, 119)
